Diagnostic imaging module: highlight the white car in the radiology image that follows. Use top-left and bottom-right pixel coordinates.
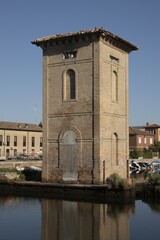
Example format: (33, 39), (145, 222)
(151, 160), (160, 168)
(0, 157), (7, 161)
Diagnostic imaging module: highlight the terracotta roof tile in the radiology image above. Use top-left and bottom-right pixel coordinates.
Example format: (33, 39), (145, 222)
(0, 121), (42, 132)
(145, 124), (160, 128)
(31, 27), (138, 52)
(129, 127), (154, 136)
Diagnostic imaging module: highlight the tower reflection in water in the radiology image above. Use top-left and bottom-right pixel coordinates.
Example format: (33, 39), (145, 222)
(42, 199), (134, 240)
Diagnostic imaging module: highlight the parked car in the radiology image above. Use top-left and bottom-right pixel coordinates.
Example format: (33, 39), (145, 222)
(0, 157), (6, 161)
(150, 160), (160, 168)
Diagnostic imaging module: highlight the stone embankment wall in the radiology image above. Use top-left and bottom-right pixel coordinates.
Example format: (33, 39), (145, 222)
(0, 160), (42, 169)
(130, 159), (156, 163)
(0, 160), (42, 180)
(0, 181), (135, 203)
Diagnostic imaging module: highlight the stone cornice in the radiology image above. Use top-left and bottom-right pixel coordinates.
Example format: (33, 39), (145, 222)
(31, 28), (138, 53)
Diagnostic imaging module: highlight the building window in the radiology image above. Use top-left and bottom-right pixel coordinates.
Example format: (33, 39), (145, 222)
(112, 133), (118, 166)
(14, 149), (17, 156)
(40, 137), (43, 147)
(23, 149), (26, 154)
(32, 137), (35, 147)
(112, 71), (118, 102)
(14, 136), (17, 147)
(6, 149), (10, 157)
(150, 138), (153, 144)
(138, 137), (142, 144)
(0, 135), (2, 146)
(31, 149), (35, 154)
(6, 136), (10, 146)
(23, 136), (26, 147)
(63, 51), (77, 59)
(144, 138), (147, 144)
(63, 69), (76, 101)
(110, 55), (119, 63)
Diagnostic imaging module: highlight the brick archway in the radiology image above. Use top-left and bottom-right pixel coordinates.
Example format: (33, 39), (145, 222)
(58, 126), (82, 182)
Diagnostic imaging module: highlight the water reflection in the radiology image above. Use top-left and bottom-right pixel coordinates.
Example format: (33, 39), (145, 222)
(42, 199), (134, 240)
(0, 196), (160, 240)
(130, 200), (160, 240)
(0, 197), (41, 240)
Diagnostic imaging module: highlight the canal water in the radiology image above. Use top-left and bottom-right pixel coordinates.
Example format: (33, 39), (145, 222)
(0, 196), (159, 240)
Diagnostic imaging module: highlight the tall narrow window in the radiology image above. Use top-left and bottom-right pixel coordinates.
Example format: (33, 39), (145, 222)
(14, 149), (17, 156)
(150, 138), (153, 144)
(112, 71), (118, 102)
(6, 149), (10, 157)
(138, 137), (142, 144)
(64, 69), (76, 100)
(32, 137), (35, 147)
(40, 137), (43, 147)
(6, 136), (10, 146)
(0, 135), (2, 146)
(23, 149), (26, 154)
(112, 133), (118, 166)
(23, 136), (26, 147)
(14, 136), (17, 147)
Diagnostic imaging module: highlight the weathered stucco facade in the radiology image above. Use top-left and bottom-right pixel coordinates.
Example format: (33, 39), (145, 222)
(32, 28), (137, 183)
(0, 121), (42, 158)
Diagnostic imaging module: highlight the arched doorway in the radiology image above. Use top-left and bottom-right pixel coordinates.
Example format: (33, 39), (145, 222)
(62, 130), (78, 181)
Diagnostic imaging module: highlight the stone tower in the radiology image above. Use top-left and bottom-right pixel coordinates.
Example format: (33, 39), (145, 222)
(32, 28), (137, 183)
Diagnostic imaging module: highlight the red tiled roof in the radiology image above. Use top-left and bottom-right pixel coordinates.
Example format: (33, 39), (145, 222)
(145, 124), (160, 129)
(32, 27), (138, 52)
(0, 121), (42, 132)
(129, 127), (154, 136)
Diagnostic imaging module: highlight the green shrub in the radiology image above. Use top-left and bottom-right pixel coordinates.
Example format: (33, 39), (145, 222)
(0, 168), (16, 173)
(143, 150), (152, 159)
(106, 173), (125, 189)
(129, 149), (154, 159)
(0, 168), (25, 181)
(16, 172), (25, 181)
(149, 173), (160, 186)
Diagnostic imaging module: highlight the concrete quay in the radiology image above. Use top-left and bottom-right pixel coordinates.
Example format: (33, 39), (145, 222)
(0, 180), (135, 204)
(0, 159), (158, 203)
(0, 174), (158, 204)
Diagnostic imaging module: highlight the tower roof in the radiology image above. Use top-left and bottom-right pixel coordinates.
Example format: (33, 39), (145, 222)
(31, 27), (138, 53)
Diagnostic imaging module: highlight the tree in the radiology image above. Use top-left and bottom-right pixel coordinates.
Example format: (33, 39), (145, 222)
(129, 149), (143, 159)
(39, 122), (43, 128)
(151, 141), (160, 157)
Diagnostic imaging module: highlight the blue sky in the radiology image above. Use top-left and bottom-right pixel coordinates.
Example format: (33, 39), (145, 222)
(0, 0), (159, 126)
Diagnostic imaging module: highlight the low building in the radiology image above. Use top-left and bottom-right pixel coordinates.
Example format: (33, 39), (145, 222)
(144, 123), (160, 142)
(129, 127), (154, 152)
(0, 121), (42, 158)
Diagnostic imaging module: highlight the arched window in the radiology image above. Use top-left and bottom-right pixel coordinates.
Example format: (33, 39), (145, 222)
(112, 133), (118, 166)
(63, 69), (76, 100)
(112, 71), (118, 102)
